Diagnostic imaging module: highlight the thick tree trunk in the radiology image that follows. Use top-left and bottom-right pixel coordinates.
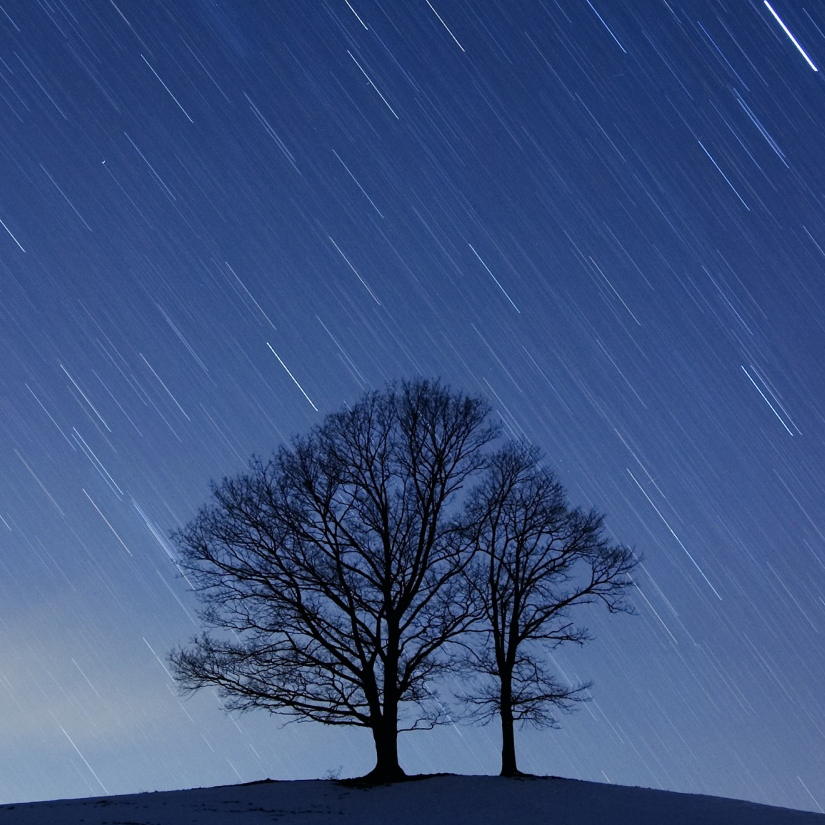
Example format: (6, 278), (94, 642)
(366, 703), (405, 782)
(499, 676), (519, 777)
(366, 635), (405, 783)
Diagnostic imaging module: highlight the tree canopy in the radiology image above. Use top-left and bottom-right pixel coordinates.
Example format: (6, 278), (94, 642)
(169, 378), (637, 780)
(460, 441), (637, 775)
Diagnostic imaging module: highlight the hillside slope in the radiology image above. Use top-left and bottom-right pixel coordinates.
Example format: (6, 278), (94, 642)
(0, 775), (822, 824)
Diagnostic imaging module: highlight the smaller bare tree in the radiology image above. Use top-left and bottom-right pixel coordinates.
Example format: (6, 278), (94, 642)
(461, 441), (637, 777)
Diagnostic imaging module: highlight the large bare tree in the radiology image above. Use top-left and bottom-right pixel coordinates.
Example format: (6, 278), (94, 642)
(169, 379), (498, 781)
(461, 441), (637, 777)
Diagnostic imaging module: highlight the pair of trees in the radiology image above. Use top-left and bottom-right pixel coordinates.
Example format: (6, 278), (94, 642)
(169, 379), (636, 780)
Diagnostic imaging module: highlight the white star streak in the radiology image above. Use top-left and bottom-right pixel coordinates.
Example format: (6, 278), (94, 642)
(469, 244), (520, 312)
(83, 488), (133, 556)
(764, 1), (818, 71)
(347, 51), (399, 119)
(344, 0), (368, 30)
(741, 365), (795, 435)
(141, 55), (195, 121)
(266, 343), (319, 411)
(57, 722), (109, 794)
(627, 469), (722, 600)
(328, 235), (381, 304)
(0, 216), (24, 250)
(424, 0), (465, 52)
(698, 141), (750, 210)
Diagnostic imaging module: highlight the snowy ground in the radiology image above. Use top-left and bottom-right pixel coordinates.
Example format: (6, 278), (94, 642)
(0, 775), (821, 825)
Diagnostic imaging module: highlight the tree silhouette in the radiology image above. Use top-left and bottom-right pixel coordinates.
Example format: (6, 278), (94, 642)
(461, 441), (637, 777)
(169, 379), (498, 781)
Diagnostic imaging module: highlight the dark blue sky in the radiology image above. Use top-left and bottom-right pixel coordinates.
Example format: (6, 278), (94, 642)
(1, 0), (824, 812)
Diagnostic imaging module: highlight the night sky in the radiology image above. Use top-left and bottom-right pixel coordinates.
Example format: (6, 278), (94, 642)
(1, 0), (824, 812)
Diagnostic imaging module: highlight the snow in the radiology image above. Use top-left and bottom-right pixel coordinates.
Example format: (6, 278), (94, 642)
(0, 775), (821, 825)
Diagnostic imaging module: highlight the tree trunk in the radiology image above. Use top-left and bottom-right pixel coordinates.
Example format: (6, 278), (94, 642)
(366, 633), (405, 783)
(366, 704), (405, 782)
(500, 676), (519, 777)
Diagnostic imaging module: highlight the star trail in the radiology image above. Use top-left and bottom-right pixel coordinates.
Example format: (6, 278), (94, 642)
(0, 0), (824, 813)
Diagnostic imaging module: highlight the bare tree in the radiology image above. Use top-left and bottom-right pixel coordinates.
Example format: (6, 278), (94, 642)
(169, 379), (498, 781)
(461, 441), (637, 777)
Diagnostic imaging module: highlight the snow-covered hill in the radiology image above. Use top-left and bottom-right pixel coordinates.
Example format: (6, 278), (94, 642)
(0, 775), (821, 824)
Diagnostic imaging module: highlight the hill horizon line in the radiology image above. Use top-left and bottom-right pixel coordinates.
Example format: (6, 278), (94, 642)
(1, 772), (822, 824)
